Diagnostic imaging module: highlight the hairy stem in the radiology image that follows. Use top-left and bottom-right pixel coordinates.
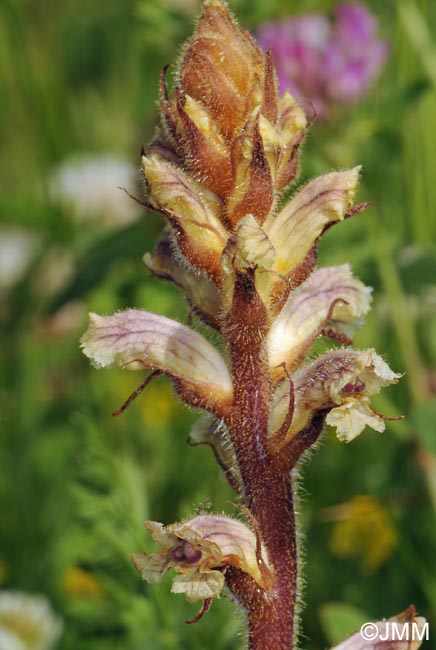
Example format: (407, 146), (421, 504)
(237, 464), (298, 650)
(224, 271), (300, 650)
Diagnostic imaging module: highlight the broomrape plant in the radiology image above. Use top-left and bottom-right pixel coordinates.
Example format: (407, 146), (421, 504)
(81, 2), (425, 648)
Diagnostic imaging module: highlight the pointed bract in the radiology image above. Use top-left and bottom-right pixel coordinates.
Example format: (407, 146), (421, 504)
(174, 93), (233, 197)
(226, 109), (274, 226)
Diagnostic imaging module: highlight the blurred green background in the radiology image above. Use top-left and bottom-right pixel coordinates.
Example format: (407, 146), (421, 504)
(1, 0), (436, 648)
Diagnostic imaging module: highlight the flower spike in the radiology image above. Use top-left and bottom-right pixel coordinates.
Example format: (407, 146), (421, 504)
(80, 2), (406, 647)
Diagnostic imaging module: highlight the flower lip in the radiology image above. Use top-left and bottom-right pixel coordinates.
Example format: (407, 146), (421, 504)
(172, 541), (203, 564)
(341, 378), (366, 393)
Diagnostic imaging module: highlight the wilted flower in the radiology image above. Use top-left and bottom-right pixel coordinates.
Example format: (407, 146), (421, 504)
(132, 515), (272, 604)
(0, 591), (62, 650)
(49, 154), (142, 227)
(257, 3), (388, 119)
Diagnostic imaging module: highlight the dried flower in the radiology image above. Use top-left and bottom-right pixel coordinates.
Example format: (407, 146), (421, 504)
(257, 3), (388, 119)
(132, 515), (271, 603)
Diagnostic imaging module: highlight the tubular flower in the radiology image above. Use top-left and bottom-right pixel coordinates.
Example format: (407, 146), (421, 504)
(81, 310), (233, 413)
(269, 349), (400, 443)
(132, 515), (272, 603)
(268, 264), (372, 377)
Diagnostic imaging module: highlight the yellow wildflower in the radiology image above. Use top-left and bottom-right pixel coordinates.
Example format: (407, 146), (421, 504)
(328, 495), (397, 572)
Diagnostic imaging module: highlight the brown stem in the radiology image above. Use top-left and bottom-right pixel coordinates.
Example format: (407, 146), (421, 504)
(242, 469), (299, 650)
(224, 270), (303, 650)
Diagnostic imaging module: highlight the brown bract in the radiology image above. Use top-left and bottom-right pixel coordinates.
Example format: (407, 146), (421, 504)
(154, 0), (306, 232)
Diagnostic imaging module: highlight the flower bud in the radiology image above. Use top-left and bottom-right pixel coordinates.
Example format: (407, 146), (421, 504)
(180, 0), (265, 141)
(142, 155), (227, 281)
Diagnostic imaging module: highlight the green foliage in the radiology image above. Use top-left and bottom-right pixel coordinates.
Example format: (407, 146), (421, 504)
(319, 602), (369, 646)
(1, 0), (435, 648)
(412, 400), (436, 454)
